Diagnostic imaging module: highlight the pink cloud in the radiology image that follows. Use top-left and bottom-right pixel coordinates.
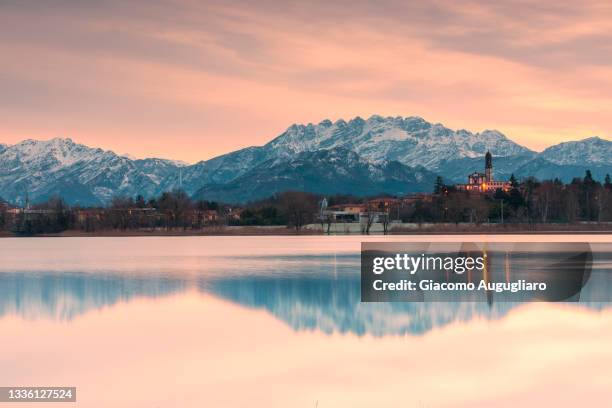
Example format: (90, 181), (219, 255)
(0, 0), (611, 161)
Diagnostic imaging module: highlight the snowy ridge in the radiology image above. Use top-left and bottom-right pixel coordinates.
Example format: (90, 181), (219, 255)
(0, 116), (610, 204)
(0, 138), (181, 205)
(193, 147), (438, 203)
(265, 115), (533, 169)
(539, 136), (612, 165)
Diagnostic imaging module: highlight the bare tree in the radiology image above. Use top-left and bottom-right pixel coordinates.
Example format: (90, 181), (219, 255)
(361, 201), (377, 235)
(381, 212), (390, 234)
(279, 191), (318, 232)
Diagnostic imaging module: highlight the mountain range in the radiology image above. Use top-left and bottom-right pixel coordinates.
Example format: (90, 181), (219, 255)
(1, 115), (611, 205)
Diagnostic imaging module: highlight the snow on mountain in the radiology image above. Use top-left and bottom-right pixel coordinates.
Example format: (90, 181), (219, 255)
(120, 152), (138, 160)
(2, 138), (102, 168)
(0, 138), (181, 205)
(193, 147), (437, 203)
(539, 136), (612, 166)
(187, 115), (534, 187)
(0, 116), (609, 205)
(132, 158), (185, 186)
(265, 115), (533, 169)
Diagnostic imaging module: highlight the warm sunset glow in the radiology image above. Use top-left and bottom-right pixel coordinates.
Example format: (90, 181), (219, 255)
(1, 1), (612, 162)
(2, 292), (612, 407)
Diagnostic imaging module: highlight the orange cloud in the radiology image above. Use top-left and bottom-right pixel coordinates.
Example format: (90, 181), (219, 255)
(0, 0), (611, 162)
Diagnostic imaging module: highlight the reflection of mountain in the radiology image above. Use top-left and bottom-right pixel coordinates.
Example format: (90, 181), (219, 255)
(1, 264), (610, 334)
(203, 252), (612, 336)
(0, 273), (186, 320)
(204, 276), (514, 336)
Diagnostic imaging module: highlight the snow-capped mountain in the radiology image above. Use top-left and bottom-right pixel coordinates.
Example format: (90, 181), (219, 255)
(507, 137), (612, 183)
(539, 136), (612, 166)
(198, 116), (535, 184)
(0, 116), (610, 205)
(0, 138), (184, 205)
(266, 115), (533, 169)
(437, 137), (612, 182)
(194, 147), (437, 203)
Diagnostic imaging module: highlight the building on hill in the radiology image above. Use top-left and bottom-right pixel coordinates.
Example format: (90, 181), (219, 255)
(455, 151), (510, 193)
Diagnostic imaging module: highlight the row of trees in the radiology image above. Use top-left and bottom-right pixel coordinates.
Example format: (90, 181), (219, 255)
(0, 197), (73, 234)
(231, 171), (612, 231)
(0, 190), (321, 234)
(417, 172), (612, 224)
(1, 171), (611, 234)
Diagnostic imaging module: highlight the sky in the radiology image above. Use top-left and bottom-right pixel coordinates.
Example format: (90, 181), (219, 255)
(1, 0), (612, 163)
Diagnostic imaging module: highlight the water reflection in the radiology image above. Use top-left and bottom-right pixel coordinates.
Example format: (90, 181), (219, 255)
(204, 274), (516, 335)
(0, 272), (186, 320)
(0, 255), (610, 335)
(1, 237), (611, 407)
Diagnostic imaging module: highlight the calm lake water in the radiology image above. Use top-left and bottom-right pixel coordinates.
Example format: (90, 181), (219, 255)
(1, 235), (611, 407)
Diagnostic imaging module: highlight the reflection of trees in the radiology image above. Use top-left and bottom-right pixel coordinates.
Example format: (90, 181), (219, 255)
(0, 273), (186, 321)
(1, 254), (609, 334)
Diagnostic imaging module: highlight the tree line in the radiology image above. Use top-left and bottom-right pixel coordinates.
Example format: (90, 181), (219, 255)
(0, 190), (322, 234)
(0, 171), (610, 234)
(418, 171), (612, 224)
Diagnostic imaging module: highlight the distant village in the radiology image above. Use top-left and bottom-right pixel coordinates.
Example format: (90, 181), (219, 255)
(1, 152), (611, 235)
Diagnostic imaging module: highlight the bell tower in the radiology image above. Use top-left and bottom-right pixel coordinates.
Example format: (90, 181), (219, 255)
(485, 151), (493, 182)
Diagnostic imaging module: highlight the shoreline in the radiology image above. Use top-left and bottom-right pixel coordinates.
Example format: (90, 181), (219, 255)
(2, 224), (612, 237)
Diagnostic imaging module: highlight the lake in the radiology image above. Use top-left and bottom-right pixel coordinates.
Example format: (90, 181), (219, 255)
(1, 236), (611, 407)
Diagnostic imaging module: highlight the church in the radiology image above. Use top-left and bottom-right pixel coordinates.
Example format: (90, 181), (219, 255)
(455, 151), (511, 193)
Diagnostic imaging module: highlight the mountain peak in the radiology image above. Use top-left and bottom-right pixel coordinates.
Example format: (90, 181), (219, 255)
(479, 129), (504, 135)
(348, 116), (366, 125)
(581, 136), (606, 143)
(540, 136), (612, 165)
(268, 115), (532, 169)
(1, 118), (609, 205)
(50, 136), (74, 143)
(16, 136), (76, 146)
(366, 114), (384, 122)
